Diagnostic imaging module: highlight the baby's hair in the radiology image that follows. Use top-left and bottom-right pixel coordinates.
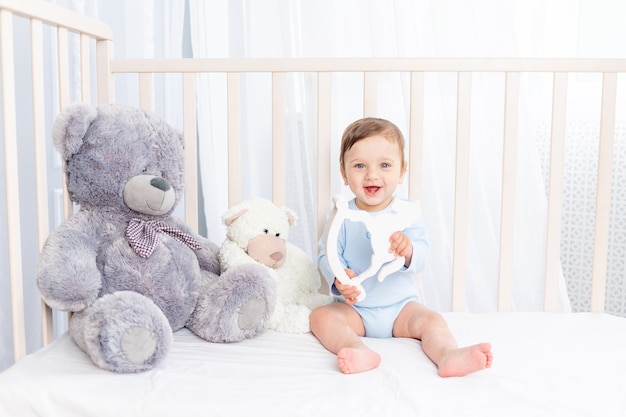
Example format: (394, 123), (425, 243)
(339, 117), (406, 167)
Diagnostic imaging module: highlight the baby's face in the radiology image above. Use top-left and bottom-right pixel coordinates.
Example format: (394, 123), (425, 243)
(340, 135), (406, 212)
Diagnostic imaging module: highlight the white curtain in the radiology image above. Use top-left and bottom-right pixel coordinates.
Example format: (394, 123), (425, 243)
(187, 0), (585, 312)
(187, 0), (625, 314)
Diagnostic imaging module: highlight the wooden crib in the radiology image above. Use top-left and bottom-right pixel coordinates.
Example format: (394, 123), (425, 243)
(1, 1), (625, 416)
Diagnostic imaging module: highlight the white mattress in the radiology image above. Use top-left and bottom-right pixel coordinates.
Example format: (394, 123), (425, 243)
(1, 312), (625, 417)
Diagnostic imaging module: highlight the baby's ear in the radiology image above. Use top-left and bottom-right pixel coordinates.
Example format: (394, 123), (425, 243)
(52, 103), (98, 159)
(399, 161), (408, 183)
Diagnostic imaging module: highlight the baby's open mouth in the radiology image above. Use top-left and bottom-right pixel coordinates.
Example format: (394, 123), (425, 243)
(364, 186), (380, 195)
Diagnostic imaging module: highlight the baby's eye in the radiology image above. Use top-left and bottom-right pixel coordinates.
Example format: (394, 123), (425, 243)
(381, 162), (390, 168)
(355, 163), (365, 169)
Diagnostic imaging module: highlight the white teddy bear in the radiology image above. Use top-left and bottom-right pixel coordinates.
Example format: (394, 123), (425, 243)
(220, 197), (332, 334)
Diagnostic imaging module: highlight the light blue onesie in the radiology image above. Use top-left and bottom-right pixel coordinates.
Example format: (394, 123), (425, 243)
(318, 197), (429, 338)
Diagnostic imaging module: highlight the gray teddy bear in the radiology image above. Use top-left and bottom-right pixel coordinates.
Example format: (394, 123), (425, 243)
(37, 103), (276, 373)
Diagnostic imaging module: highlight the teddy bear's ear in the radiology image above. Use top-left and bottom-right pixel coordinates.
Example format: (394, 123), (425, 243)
(284, 207), (297, 226)
(223, 208), (248, 226)
(52, 103), (98, 159)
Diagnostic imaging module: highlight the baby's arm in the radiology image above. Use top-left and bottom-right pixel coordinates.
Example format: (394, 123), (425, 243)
(317, 242), (338, 291)
(333, 269), (361, 305)
(389, 231), (413, 267)
(319, 220), (364, 303)
(400, 216), (429, 273)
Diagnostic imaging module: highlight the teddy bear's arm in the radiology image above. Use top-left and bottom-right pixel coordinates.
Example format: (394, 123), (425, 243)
(168, 217), (221, 275)
(219, 240), (259, 272)
(192, 235), (221, 275)
(36, 216), (102, 312)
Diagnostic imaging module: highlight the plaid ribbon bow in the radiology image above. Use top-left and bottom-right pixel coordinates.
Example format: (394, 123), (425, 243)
(126, 218), (202, 258)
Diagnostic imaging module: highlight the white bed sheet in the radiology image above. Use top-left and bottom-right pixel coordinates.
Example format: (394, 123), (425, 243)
(1, 312), (625, 417)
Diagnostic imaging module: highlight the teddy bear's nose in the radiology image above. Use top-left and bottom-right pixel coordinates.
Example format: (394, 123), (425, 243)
(150, 177), (171, 192)
(270, 252), (283, 262)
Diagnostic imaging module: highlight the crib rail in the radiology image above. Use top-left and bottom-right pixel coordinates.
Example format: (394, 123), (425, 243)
(106, 56), (625, 314)
(1, 0), (626, 369)
(110, 57), (626, 73)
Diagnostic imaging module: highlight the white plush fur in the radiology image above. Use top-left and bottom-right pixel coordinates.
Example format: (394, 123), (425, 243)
(220, 198), (332, 333)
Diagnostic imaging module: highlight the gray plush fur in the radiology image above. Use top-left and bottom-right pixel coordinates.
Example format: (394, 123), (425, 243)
(37, 103), (276, 373)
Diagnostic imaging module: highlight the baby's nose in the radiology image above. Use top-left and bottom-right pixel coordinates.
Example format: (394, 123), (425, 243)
(365, 168), (379, 179)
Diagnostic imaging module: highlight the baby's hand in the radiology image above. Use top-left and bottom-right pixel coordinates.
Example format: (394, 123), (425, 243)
(389, 231), (413, 266)
(334, 268), (360, 305)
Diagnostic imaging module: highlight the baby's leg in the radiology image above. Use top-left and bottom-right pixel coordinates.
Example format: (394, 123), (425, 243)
(336, 346), (381, 375)
(437, 342), (493, 377)
(310, 302), (380, 374)
(393, 302), (492, 377)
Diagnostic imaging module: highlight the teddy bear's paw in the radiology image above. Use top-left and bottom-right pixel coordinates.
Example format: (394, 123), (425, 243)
(187, 263), (277, 343)
(71, 291), (174, 373)
(121, 327), (158, 365)
(238, 297), (267, 330)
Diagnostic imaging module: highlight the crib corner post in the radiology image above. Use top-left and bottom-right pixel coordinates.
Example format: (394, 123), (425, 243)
(96, 39), (114, 104)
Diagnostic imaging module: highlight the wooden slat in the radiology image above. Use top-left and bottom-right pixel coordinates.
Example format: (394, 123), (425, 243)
(30, 21), (47, 216)
(183, 73), (198, 232)
(316, 72), (332, 241)
(363, 72), (377, 116)
(497, 72), (520, 312)
(57, 27), (70, 111)
(80, 33), (90, 102)
(544, 72), (568, 312)
(31, 17), (53, 343)
(1, 8), (27, 362)
(590, 72), (617, 312)
(451, 72), (472, 312)
(57, 29), (73, 332)
(408, 72), (424, 201)
(408, 72), (426, 303)
(138, 73), (154, 111)
(96, 40), (114, 104)
(57, 27), (74, 221)
(272, 72), (286, 206)
(227, 72), (242, 207)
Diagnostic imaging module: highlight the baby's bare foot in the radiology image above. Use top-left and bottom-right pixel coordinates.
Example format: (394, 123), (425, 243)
(438, 343), (492, 377)
(337, 347), (381, 374)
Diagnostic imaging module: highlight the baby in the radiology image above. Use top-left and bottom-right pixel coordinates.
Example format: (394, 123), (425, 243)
(310, 117), (492, 376)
